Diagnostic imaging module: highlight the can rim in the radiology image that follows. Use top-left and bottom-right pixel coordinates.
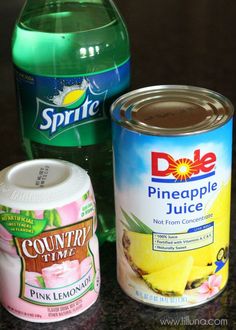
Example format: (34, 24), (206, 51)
(110, 85), (234, 136)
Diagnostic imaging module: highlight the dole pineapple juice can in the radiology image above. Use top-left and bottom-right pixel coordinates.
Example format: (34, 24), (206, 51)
(111, 85), (233, 308)
(0, 159), (100, 322)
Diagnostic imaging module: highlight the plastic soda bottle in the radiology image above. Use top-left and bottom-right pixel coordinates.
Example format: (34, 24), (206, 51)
(12, 0), (130, 244)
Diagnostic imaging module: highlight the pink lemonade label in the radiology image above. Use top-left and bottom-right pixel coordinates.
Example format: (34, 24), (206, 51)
(0, 189), (100, 322)
(24, 265), (94, 305)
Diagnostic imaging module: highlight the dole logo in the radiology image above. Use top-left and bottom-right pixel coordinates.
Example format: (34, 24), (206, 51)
(151, 149), (216, 182)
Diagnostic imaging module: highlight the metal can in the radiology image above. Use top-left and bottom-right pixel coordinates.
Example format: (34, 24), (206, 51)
(0, 159), (100, 322)
(111, 85), (233, 308)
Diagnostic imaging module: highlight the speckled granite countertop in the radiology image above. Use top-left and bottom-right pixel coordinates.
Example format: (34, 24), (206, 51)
(1, 0), (236, 329)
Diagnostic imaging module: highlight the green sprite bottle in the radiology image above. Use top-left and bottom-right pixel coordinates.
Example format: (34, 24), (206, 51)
(12, 0), (130, 244)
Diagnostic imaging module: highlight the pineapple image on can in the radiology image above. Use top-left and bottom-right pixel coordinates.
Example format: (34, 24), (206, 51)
(111, 85), (233, 308)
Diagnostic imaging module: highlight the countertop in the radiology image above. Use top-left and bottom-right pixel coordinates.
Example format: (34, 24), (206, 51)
(1, 1), (236, 329)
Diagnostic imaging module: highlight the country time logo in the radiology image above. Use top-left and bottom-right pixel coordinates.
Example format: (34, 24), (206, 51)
(33, 79), (107, 139)
(151, 149), (216, 183)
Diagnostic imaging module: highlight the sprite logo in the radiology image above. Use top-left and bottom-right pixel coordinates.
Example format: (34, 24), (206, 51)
(34, 79), (107, 139)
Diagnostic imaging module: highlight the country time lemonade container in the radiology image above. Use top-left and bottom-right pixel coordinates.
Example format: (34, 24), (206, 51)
(111, 85), (233, 308)
(0, 159), (100, 322)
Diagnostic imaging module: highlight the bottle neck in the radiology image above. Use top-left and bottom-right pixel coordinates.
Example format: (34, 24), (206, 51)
(23, 0), (113, 8)
(20, 0), (118, 21)
(13, 0), (130, 75)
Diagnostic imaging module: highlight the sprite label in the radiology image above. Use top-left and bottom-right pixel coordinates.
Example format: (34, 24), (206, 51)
(15, 60), (130, 147)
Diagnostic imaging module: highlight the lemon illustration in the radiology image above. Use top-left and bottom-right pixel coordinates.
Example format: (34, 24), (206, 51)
(62, 89), (86, 109)
(52, 79), (88, 109)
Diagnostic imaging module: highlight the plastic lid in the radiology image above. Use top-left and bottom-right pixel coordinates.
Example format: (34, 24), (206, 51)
(0, 159), (91, 210)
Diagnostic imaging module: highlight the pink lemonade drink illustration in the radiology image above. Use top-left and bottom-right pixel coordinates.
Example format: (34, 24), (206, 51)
(0, 159), (100, 322)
